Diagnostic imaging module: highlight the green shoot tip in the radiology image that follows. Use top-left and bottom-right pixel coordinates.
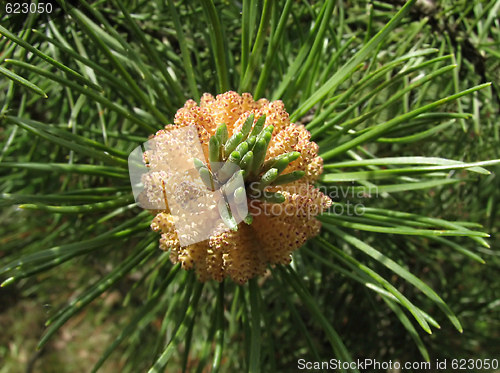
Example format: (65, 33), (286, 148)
(1, 277), (14, 287)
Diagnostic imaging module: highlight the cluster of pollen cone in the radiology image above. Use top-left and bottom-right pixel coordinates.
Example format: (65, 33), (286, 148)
(140, 91), (332, 284)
